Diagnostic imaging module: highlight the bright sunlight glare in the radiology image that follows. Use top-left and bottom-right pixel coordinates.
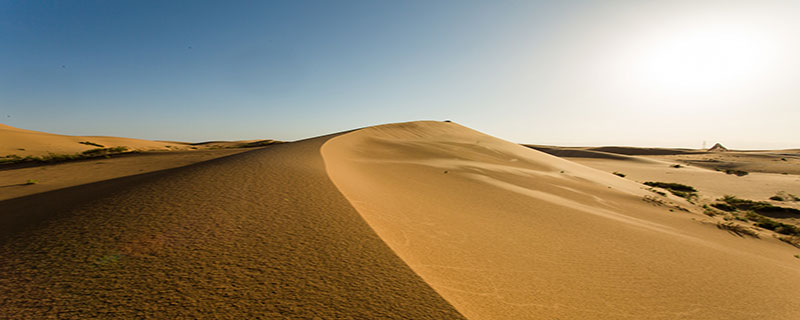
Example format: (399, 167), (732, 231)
(633, 22), (777, 94)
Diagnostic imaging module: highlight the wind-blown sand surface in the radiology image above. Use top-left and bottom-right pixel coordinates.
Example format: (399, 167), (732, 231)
(323, 121), (800, 319)
(2, 120), (799, 319)
(0, 134), (462, 318)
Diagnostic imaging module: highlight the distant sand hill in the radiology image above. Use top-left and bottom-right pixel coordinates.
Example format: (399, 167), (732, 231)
(0, 123), (186, 156)
(2, 121), (799, 318)
(0, 124), (279, 158)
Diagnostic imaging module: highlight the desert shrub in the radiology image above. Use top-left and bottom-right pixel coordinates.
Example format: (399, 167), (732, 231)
(643, 182), (696, 192)
(724, 169), (749, 176)
(711, 202), (736, 212)
(613, 172), (625, 178)
(702, 204), (721, 217)
(755, 218), (800, 235)
(25, 179), (38, 185)
(1, 146), (131, 166)
(642, 195), (666, 206)
(719, 195), (800, 216)
(671, 164), (682, 168)
(780, 236), (800, 249)
(82, 146), (128, 156)
(770, 191), (800, 202)
(716, 222), (759, 238)
(643, 182), (698, 201)
(42, 153), (80, 162)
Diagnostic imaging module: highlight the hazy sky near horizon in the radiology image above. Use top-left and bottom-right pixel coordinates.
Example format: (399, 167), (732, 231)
(2, 0), (799, 149)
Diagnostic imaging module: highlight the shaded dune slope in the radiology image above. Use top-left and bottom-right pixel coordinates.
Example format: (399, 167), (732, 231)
(0, 135), (463, 318)
(526, 145), (642, 161)
(322, 121), (800, 319)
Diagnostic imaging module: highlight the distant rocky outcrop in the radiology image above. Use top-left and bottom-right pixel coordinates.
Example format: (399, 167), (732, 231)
(708, 143), (728, 152)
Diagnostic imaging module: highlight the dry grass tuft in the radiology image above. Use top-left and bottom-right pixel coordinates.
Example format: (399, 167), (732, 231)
(717, 222), (759, 238)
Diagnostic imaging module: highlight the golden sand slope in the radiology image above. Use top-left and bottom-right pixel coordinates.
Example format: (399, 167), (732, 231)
(322, 121), (800, 319)
(0, 135), (463, 318)
(0, 124), (189, 156)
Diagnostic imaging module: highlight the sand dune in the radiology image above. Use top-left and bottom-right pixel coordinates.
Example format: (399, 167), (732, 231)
(0, 124), (190, 157)
(0, 134), (462, 318)
(323, 121), (800, 319)
(3, 120), (800, 318)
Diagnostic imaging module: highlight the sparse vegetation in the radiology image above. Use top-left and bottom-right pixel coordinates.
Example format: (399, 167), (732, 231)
(717, 195), (800, 216)
(671, 164), (682, 168)
(647, 188), (666, 196)
(79, 141), (104, 147)
(642, 195), (666, 206)
(612, 171), (625, 178)
(82, 146), (128, 156)
(643, 182), (696, 192)
(643, 181), (698, 200)
(724, 169), (749, 176)
(707, 195), (800, 246)
(769, 191), (800, 202)
(0, 146), (132, 166)
(234, 140), (283, 148)
(702, 204), (720, 217)
(753, 218), (800, 236)
(24, 179), (38, 185)
(716, 222), (759, 238)
(780, 236), (800, 249)
(711, 202), (736, 212)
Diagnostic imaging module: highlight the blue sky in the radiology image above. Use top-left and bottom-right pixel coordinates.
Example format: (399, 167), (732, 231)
(2, 1), (798, 148)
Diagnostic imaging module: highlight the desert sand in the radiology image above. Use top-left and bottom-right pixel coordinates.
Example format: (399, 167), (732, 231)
(323, 121), (800, 319)
(2, 121), (799, 319)
(0, 124), (189, 156)
(0, 149), (250, 201)
(0, 124), (279, 159)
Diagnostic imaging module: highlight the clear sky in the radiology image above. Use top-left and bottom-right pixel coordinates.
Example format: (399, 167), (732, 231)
(2, 0), (798, 149)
